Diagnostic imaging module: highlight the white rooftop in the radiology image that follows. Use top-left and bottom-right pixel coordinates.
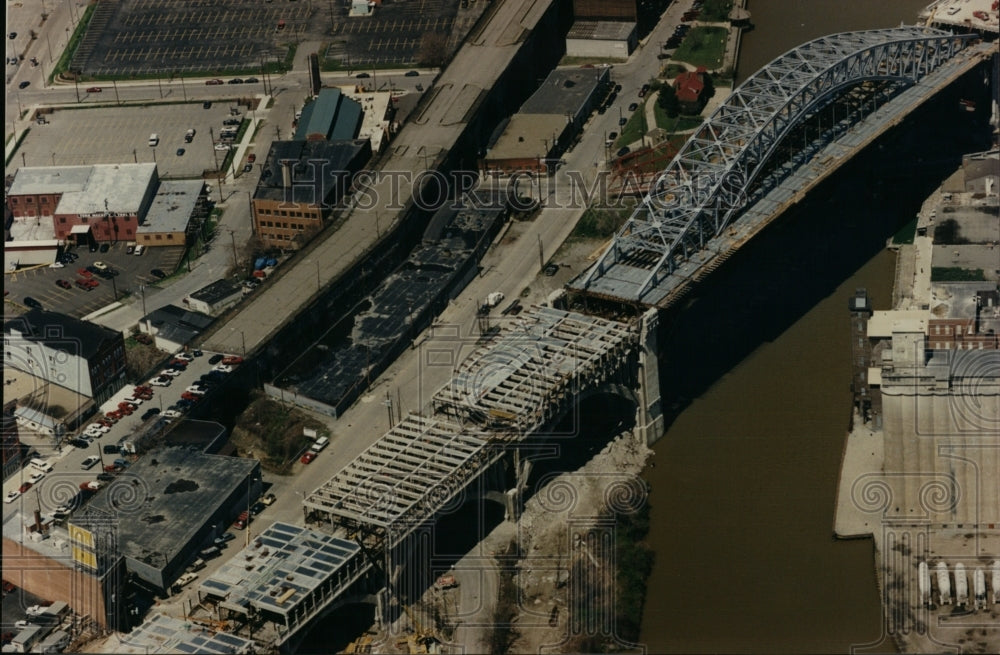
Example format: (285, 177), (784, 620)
(8, 164), (158, 217)
(868, 310), (929, 337)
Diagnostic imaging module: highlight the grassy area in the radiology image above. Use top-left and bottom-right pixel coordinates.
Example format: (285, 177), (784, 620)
(51, 2), (96, 81)
(231, 393), (329, 474)
(616, 107), (648, 148)
(891, 217), (917, 245)
(700, 0), (735, 22)
(672, 26), (729, 69)
(614, 503), (654, 643)
(930, 267), (986, 282)
(652, 98), (703, 132)
(663, 63), (688, 78)
(569, 205), (633, 241)
(4, 128), (30, 167)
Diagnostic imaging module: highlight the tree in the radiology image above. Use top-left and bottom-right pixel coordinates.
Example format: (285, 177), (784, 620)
(417, 32), (450, 68)
(658, 85), (680, 118)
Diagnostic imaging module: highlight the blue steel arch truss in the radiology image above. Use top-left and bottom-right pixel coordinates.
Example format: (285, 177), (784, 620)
(575, 27), (977, 304)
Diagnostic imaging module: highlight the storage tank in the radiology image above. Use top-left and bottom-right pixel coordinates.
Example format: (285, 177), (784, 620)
(974, 568), (986, 610)
(936, 562), (952, 604)
(954, 563), (968, 607)
(918, 561), (930, 606)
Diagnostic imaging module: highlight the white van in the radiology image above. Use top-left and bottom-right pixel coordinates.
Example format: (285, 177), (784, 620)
(29, 458), (53, 473)
(309, 436), (329, 452)
(148, 133), (159, 146)
(133, 244), (145, 256)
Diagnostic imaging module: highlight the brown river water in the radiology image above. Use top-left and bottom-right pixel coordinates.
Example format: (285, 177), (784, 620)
(639, 1), (972, 651)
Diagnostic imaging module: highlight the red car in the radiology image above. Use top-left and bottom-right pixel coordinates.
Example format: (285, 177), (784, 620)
(18, 482), (32, 494)
(77, 268), (92, 277)
(56, 279), (72, 289)
(205, 78), (224, 85)
(300, 451), (317, 464)
(180, 392), (201, 402)
(86, 86), (102, 92)
(221, 356), (243, 366)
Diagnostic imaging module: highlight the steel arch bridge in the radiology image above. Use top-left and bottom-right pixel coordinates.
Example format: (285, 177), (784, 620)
(572, 26), (979, 305)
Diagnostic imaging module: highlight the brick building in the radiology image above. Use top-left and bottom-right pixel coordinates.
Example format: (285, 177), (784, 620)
(5, 164), (158, 244)
(251, 139), (371, 250)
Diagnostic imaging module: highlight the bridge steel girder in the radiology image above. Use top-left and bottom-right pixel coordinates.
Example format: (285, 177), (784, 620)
(575, 26), (977, 303)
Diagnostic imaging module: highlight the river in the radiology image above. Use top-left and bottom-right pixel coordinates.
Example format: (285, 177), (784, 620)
(638, 1), (982, 652)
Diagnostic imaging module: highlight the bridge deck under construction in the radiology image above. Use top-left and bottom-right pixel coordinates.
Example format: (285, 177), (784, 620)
(303, 306), (636, 541)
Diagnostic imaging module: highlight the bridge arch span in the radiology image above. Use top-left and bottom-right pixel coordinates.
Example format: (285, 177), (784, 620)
(574, 26), (979, 304)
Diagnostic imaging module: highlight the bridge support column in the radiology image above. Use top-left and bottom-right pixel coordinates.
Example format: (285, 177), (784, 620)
(374, 587), (389, 629)
(635, 307), (664, 446)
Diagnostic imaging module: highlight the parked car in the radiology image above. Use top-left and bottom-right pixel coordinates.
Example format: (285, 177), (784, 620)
(212, 364), (233, 373)
(247, 153), (256, 163)
(205, 78), (224, 85)
(82, 456), (101, 469)
(18, 80), (29, 89)
(221, 355), (243, 366)
(140, 408), (161, 421)
(243, 163), (253, 173)
(100, 243), (110, 253)
(250, 501), (266, 516)
(18, 482), (32, 494)
(245, 77), (259, 83)
(214, 143), (231, 151)
(56, 279), (72, 289)
(300, 451), (317, 464)
(150, 269), (167, 279)
(23, 297), (42, 309)
(355, 72), (370, 79)
(208, 354), (225, 365)
(214, 532), (236, 545)
(261, 492), (276, 506)
(628, 102), (639, 111)
(4, 490), (20, 504)
(404, 70), (419, 77)
(86, 86), (102, 92)
(228, 78), (243, 84)
(176, 148), (185, 156)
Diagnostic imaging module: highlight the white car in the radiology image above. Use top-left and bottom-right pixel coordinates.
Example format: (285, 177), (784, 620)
(212, 364), (233, 373)
(25, 605), (48, 617)
(4, 490), (20, 504)
(175, 353), (194, 362)
(27, 471), (46, 484)
(184, 386), (205, 395)
(54, 504), (74, 514)
(214, 143), (231, 151)
(160, 369), (181, 378)
(123, 396), (143, 405)
(162, 409), (183, 418)
(150, 378), (171, 387)
(88, 423), (110, 433)
(48, 261), (65, 268)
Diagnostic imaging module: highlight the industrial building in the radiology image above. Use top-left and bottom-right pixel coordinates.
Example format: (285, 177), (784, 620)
(269, 193), (508, 416)
(293, 88), (364, 142)
(5, 164), (159, 244)
(184, 279), (244, 317)
(481, 66), (611, 175)
(961, 149), (999, 195)
(138, 304), (216, 352)
(3, 309), (127, 407)
(251, 139), (372, 250)
(68, 447), (261, 595)
(136, 179), (209, 247)
(2, 505), (129, 630)
(198, 522), (364, 638)
(565, 21), (637, 60)
(572, 0), (637, 21)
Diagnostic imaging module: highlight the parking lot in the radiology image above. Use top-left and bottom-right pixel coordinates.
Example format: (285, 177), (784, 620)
(326, 0), (459, 66)
(73, 0), (312, 76)
(5, 243), (184, 318)
(14, 102), (252, 178)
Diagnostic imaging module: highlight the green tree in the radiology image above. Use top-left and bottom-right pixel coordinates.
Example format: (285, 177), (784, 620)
(658, 85), (680, 118)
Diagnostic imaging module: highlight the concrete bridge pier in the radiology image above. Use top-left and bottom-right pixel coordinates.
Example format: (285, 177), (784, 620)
(634, 308), (665, 446)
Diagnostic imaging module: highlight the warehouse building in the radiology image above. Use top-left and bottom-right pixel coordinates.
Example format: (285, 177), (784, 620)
(136, 179), (209, 247)
(5, 164), (159, 244)
(566, 21), (637, 60)
(251, 139), (371, 250)
(138, 304), (215, 352)
(293, 87), (364, 142)
(481, 67), (611, 176)
(68, 447), (261, 595)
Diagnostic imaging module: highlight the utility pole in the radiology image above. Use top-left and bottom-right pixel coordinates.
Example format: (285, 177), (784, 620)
(537, 233), (544, 269)
(384, 391), (394, 429)
(112, 80), (120, 105)
(230, 230), (238, 270)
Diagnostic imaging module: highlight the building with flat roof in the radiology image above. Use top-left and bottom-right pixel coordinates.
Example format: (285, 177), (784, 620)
(139, 304), (215, 352)
(137, 179), (208, 247)
(251, 139), (372, 250)
(4, 310), (126, 406)
(566, 20), (637, 60)
(198, 521), (364, 636)
(68, 447), (261, 595)
(5, 164), (159, 244)
(481, 66), (610, 175)
(185, 279), (244, 317)
(294, 88), (364, 142)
